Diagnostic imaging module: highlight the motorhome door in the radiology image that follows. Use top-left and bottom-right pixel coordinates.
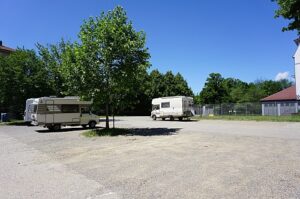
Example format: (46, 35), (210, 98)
(80, 106), (91, 124)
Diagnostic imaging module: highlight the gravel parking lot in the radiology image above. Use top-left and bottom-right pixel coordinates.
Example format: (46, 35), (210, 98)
(1, 116), (300, 199)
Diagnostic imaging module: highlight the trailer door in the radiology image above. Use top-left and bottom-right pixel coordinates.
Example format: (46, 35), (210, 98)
(45, 100), (54, 124)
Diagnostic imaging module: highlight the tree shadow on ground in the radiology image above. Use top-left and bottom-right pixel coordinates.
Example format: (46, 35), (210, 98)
(127, 128), (180, 136)
(36, 127), (180, 136)
(156, 119), (198, 122)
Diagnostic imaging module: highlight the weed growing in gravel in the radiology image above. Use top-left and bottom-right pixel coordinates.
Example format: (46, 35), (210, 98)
(82, 128), (130, 137)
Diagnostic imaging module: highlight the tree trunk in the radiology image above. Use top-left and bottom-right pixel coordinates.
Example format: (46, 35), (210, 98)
(105, 101), (109, 129)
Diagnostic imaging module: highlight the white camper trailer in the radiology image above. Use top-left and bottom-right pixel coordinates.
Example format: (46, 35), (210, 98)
(151, 96), (194, 120)
(24, 98), (39, 123)
(31, 96), (99, 131)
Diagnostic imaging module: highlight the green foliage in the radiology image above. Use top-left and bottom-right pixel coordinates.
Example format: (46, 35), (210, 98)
(36, 40), (71, 96)
(82, 128), (130, 137)
(61, 6), (150, 128)
(198, 73), (227, 104)
(196, 73), (292, 104)
(0, 49), (53, 118)
(273, 0), (300, 34)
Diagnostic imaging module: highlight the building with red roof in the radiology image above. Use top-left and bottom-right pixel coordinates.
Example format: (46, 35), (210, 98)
(0, 41), (14, 56)
(260, 85), (298, 116)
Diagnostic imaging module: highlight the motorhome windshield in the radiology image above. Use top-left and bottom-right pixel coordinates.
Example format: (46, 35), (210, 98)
(152, 104), (160, 110)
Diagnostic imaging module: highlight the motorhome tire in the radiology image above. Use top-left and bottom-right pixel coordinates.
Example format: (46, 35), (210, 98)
(152, 115), (156, 120)
(178, 117), (183, 121)
(89, 121), (96, 129)
(162, 118), (165, 121)
(170, 116), (174, 121)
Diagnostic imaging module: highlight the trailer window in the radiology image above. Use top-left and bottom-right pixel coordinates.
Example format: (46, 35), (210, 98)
(61, 105), (79, 113)
(81, 106), (90, 114)
(33, 105), (37, 113)
(152, 104), (160, 110)
(161, 102), (170, 108)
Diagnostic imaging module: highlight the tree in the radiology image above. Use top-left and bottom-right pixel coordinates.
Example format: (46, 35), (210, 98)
(198, 73), (227, 104)
(0, 49), (52, 118)
(273, 0), (300, 34)
(61, 6), (150, 128)
(36, 40), (70, 96)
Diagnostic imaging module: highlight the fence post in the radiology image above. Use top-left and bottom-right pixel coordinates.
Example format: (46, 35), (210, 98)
(262, 104), (265, 116)
(277, 103), (281, 116)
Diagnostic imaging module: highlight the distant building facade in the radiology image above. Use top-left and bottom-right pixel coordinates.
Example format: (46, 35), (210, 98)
(0, 41), (14, 56)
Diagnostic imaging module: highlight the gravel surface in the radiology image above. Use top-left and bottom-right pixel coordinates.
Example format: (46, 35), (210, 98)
(1, 116), (300, 198)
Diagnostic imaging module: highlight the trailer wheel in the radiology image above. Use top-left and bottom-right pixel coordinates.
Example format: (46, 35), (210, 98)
(178, 117), (183, 121)
(47, 126), (54, 131)
(162, 118), (165, 121)
(152, 115), (156, 120)
(170, 116), (174, 121)
(52, 124), (61, 131)
(89, 121), (96, 129)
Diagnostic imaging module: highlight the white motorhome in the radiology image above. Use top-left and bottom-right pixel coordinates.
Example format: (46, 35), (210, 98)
(24, 98), (38, 123)
(31, 96), (99, 131)
(151, 96), (194, 120)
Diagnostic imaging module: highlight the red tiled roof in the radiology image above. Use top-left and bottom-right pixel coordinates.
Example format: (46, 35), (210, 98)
(0, 45), (15, 53)
(261, 85), (297, 101)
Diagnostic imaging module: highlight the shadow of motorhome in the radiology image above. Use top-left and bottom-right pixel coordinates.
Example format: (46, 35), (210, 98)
(36, 126), (103, 133)
(158, 118), (198, 122)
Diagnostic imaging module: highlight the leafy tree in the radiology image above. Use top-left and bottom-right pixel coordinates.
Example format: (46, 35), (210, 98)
(36, 40), (70, 96)
(173, 73), (194, 97)
(61, 6), (150, 128)
(199, 73), (227, 104)
(0, 49), (52, 118)
(196, 73), (293, 104)
(273, 0), (300, 34)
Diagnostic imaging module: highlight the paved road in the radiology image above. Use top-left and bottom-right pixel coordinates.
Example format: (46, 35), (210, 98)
(1, 117), (300, 198)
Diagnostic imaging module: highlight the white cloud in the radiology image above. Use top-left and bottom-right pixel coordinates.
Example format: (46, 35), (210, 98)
(275, 71), (289, 81)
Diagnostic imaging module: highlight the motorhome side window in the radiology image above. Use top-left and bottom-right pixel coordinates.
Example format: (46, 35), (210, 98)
(61, 105), (79, 113)
(161, 102), (170, 108)
(152, 104), (160, 110)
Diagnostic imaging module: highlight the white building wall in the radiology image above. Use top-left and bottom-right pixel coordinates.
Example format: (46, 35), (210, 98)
(294, 39), (300, 99)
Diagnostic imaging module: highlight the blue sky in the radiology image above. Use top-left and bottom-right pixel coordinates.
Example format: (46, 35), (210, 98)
(1, 0), (298, 93)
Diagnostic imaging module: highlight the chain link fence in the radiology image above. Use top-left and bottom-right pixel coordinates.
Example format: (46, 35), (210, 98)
(194, 102), (262, 116)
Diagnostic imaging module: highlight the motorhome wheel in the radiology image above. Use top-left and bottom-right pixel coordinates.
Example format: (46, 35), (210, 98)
(89, 121), (96, 129)
(152, 115), (156, 120)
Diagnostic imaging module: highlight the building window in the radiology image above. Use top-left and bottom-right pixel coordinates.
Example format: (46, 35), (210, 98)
(61, 105), (79, 113)
(161, 102), (170, 108)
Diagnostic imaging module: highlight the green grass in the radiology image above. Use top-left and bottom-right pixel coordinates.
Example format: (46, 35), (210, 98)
(82, 128), (131, 137)
(0, 119), (27, 126)
(193, 115), (300, 122)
